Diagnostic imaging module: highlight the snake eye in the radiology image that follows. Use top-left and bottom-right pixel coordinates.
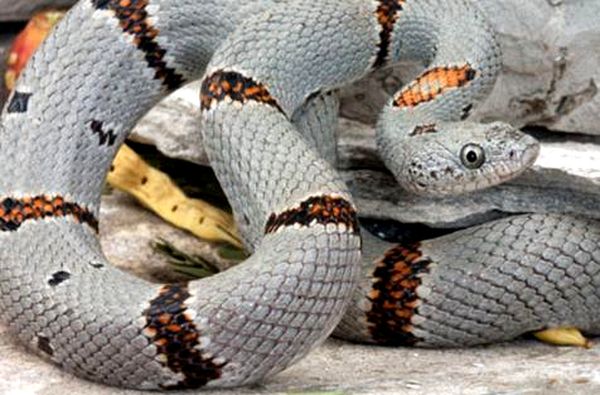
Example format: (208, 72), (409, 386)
(460, 144), (485, 169)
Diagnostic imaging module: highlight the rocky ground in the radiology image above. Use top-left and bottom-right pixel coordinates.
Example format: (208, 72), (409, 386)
(3, 331), (600, 395)
(1, 0), (600, 394)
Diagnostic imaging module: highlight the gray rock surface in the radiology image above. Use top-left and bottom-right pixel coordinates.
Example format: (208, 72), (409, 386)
(478, 0), (600, 135)
(2, 329), (600, 395)
(133, 85), (210, 165)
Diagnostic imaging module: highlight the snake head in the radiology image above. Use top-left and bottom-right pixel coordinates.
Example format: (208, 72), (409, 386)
(398, 122), (539, 196)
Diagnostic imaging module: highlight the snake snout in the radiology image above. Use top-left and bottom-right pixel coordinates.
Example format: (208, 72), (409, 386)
(519, 134), (540, 168)
(485, 123), (540, 174)
(500, 131), (540, 180)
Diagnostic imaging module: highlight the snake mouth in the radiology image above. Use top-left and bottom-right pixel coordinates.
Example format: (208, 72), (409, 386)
(495, 133), (540, 181)
(491, 141), (540, 188)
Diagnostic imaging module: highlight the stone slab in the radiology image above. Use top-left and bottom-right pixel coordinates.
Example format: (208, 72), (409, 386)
(2, 326), (600, 395)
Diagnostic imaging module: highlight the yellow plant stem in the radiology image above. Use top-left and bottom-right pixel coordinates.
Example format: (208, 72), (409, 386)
(107, 144), (242, 248)
(534, 327), (592, 348)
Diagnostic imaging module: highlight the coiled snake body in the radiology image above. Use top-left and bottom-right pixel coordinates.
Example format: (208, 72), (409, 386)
(0, 0), (597, 389)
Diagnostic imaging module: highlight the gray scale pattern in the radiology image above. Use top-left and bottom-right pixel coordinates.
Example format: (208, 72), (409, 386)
(334, 215), (600, 347)
(413, 214), (600, 346)
(0, 0), (596, 390)
(0, 0), (359, 388)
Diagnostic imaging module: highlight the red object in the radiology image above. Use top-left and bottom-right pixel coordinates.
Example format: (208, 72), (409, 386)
(5, 10), (66, 90)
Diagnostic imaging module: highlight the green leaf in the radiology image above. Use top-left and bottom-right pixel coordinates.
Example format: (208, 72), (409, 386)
(151, 238), (219, 279)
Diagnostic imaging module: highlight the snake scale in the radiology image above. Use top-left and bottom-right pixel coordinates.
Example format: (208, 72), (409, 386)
(0, 0), (598, 390)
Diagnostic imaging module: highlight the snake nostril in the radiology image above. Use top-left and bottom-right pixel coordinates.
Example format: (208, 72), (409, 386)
(509, 150), (515, 159)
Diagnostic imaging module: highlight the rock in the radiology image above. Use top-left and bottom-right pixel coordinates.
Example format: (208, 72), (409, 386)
(0, 0), (75, 21)
(476, 0), (600, 135)
(2, 326), (600, 394)
(132, 84), (210, 165)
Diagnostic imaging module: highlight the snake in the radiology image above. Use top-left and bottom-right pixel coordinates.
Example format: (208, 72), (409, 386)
(0, 0), (597, 390)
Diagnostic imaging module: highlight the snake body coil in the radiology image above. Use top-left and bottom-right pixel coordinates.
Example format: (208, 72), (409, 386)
(0, 0), (598, 390)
